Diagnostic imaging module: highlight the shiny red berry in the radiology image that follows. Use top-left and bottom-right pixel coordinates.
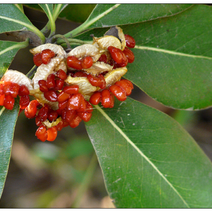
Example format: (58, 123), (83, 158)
(108, 46), (128, 67)
(37, 106), (49, 122)
(81, 56), (93, 69)
(109, 84), (127, 101)
(47, 127), (57, 142)
(0, 93), (5, 106)
(58, 91), (70, 103)
(69, 115), (82, 128)
(98, 54), (107, 63)
(4, 95), (15, 110)
(44, 90), (58, 102)
(101, 89), (114, 108)
(78, 111), (92, 122)
(73, 71), (87, 77)
(56, 69), (67, 80)
(38, 80), (48, 92)
(46, 74), (56, 89)
(48, 110), (58, 122)
(67, 56), (82, 70)
(87, 74), (106, 89)
(19, 95), (30, 109)
(63, 85), (79, 94)
(24, 100), (40, 119)
(19, 85), (29, 96)
(41, 49), (55, 64)
(33, 53), (42, 66)
(115, 79), (133, 96)
(123, 47), (135, 63)
(67, 93), (83, 110)
(89, 92), (101, 105)
(36, 125), (47, 142)
(124, 34), (136, 48)
(55, 79), (64, 91)
(65, 110), (76, 123)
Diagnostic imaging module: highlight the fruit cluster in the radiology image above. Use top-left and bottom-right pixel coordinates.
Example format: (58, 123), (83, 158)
(0, 26), (135, 142)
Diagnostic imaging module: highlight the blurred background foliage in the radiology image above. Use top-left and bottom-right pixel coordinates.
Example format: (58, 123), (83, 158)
(0, 4), (212, 208)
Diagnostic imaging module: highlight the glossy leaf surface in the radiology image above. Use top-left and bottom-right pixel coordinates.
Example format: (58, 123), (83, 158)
(66, 4), (192, 37)
(0, 4), (45, 42)
(76, 5), (212, 110)
(86, 98), (212, 208)
(0, 40), (29, 77)
(0, 101), (19, 198)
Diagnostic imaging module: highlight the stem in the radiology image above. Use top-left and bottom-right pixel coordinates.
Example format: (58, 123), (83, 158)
(46, 4), (56, 38)
(64, 4), (120, 38)
(72, 153), (97, 208)
(26, 65), (37, 79)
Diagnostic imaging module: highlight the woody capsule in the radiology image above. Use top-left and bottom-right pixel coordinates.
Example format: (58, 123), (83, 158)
(0, 26), (135, 142)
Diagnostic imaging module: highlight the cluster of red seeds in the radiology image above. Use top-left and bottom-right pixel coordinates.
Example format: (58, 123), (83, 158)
(0, 82), (30, 110)
(0, 33), (135, 142)
(25, 68), (93, 142)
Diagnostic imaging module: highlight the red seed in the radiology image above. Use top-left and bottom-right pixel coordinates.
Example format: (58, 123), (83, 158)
(38, 80), (48, 92)
(124, 34), (136, 48)
(0, 93), (5, 106)
(89, 92), (101, 105)
(58, 100), (68, 111)
(58, 91), (70, 103)
(69, 115), (82, 128)
(87, 74), (106, 89)
(35, 125), (47, 142)
(44, 90), (58, 102)
(66, 110), (76, 123)
(4, 95), (15, 110)
(47, 127), (57, 142)
(37, 106), (49, 122)
(115, 79), (133, 96)
(48, 110), (58, 122)
(108, 46), (128, 67)
(67, 93), (83, 110)
(55, 79), (64, 90)
(101, 89), (114, 108)
(19, 85), (29, 96)
(81, 56), (93, 69)
(46, 74), (56, 89)
(73, 71), (87, 77)
(98, 54), (107, 63)
(85, 101), (93, 113)
(78, 111), (92, 122)
(10, 83), (20, 98)
(24, 100), (39, 119)
(63, 85), (79, 94)
(35, 116), (42, 127)
(56, 121), (64, 131)
(41, 49), (55, 64)
(77, 98), (87, 113)
(109, 84), (127, 101)
(0, 84), (4, 94)
(19, 95), (30, 109)
(67, 56), (82, 70)
(33, 53), (43, 66)
(123, 47), (135, 63)
(56, 69), (67, 80)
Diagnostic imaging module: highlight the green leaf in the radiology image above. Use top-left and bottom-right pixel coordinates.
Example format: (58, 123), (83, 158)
(0, 40), (29, 77)
(39, 4), (55, 36)
(58, 4), (96, 23)
(75, 5), (212, 110)
(0, 101), (19, 198)
(85, 98), (212, 208)
(65, 4), (192, 37)
(0, 4), (45, 43)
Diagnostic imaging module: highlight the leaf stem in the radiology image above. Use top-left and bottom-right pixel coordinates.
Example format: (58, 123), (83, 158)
(71, 153), (97, 208)
(64, 4), (120, 38)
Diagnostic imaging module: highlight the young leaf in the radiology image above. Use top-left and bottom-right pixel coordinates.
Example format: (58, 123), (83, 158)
(0, 4), (45, 43)
(65, 4), (192, 37)
(39, 4), (55, 36)
(0, 40), (29, 77)
(86, 98), (212, 208)
(0, 101), (19, 198)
